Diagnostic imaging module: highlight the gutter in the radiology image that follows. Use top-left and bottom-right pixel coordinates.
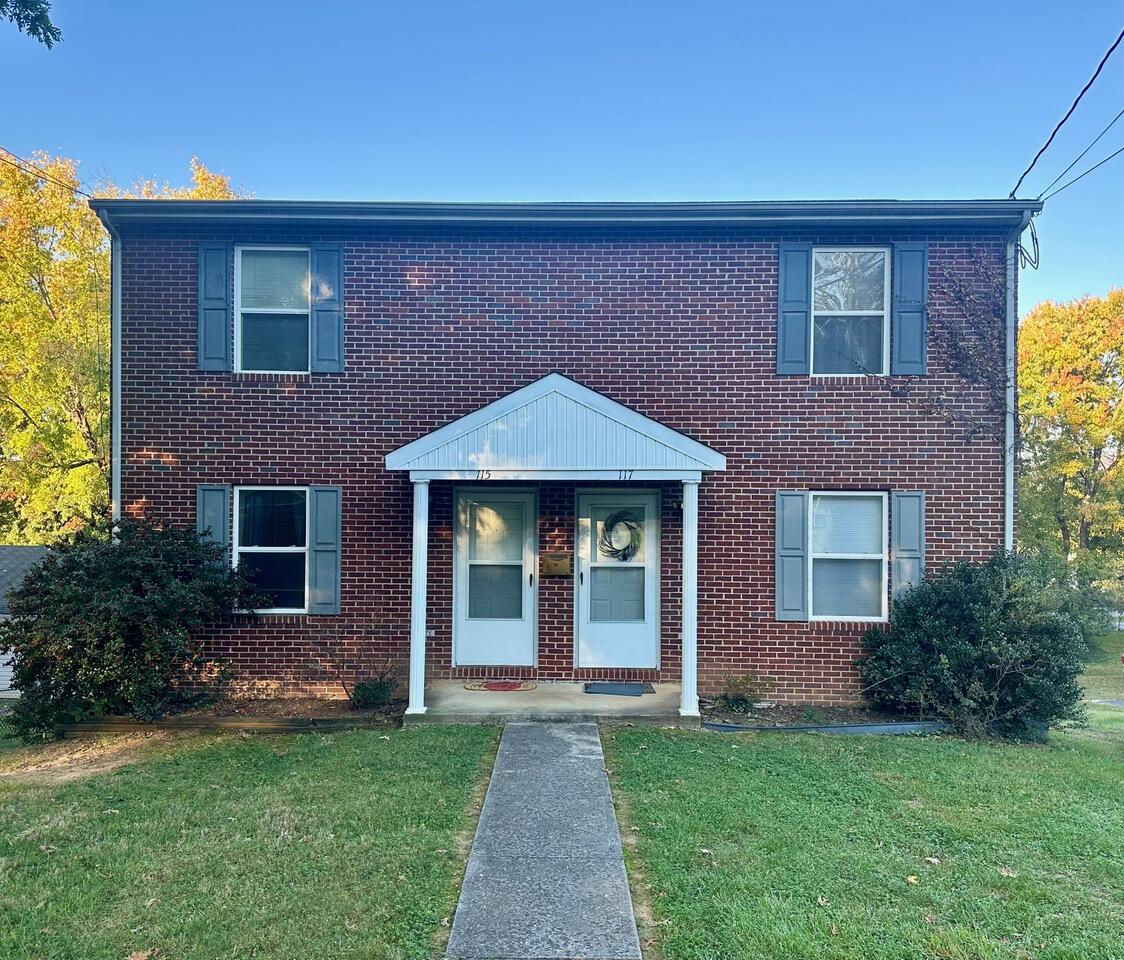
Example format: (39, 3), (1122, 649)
(96, 207), (122, 524)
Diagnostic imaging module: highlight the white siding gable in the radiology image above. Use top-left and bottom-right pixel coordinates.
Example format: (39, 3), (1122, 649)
(386, 374), (725, 480)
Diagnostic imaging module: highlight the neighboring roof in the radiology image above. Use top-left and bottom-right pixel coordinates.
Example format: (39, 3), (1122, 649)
(0, 546), (48, 616)
(91, 198), (1043, 231)
(386, 373), (726, 481)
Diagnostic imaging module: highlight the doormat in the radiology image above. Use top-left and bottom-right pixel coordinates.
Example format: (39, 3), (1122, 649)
(583, 682), (655, 697)
(463, 680), (538, 693)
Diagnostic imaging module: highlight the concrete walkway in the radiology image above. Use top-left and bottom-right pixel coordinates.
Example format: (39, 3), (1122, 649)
(446, 723), (642, 960)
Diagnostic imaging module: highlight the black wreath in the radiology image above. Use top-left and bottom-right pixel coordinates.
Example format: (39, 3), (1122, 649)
(599, 510), (643, 562)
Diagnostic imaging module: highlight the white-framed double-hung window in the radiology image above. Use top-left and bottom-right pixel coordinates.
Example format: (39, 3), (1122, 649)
(809, 491), (887, 621)
(234, 246), (311, 372)
(233, 487), (309, 614)
(811, 248), (890, 375)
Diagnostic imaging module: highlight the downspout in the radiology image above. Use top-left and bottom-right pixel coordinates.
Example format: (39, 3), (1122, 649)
(1004, 212), (1033, 553)
(97, 208), (122, 524)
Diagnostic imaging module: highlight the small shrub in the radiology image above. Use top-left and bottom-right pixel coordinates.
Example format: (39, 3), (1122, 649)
(351, 671), (398, 710)
(720, 670), (771, 713)
(858, 553), (1090, 740)
(1, 519), (262, 739)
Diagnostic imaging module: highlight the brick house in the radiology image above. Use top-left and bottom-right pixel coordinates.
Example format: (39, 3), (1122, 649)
(91, 198), (1041, 719)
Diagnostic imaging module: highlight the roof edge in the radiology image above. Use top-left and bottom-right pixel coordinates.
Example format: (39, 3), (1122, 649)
(90, 198), (1044, 228)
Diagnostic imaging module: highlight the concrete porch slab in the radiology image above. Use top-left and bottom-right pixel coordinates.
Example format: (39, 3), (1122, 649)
(406, 679), (693, 725)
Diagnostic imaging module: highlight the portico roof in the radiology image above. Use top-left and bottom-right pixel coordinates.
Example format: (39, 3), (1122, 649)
(385, 373), (726, 481)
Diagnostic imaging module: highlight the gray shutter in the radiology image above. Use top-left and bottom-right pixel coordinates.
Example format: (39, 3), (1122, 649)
(309, 485), (342, 614)
(196, 484), (231, 559)
(775, 491), (809, 620)
(777, 243), (812, 375)
(891, 491), (925, 600)
(311, 243), (344, 373)
(891, 242), (928, 375)
(197, 243), (232, 371)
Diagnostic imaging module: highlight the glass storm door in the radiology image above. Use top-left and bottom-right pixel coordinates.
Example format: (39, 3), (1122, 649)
(576, 493), (659, 668)
(454, 491), (537, 666)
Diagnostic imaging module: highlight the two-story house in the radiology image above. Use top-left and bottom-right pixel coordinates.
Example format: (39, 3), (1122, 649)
(91, 198), (1041, 720)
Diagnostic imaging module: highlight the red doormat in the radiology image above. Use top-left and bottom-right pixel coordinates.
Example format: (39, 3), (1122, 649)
(463, 680), (538, 692)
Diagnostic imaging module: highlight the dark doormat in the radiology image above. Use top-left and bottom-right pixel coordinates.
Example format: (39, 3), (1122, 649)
(583, 682), (655, 697)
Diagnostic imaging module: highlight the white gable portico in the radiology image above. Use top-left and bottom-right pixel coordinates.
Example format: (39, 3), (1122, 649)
(385, 374), (726, 719)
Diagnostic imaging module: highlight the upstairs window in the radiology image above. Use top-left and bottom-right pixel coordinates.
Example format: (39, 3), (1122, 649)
(235, 247), (311, 372)
(809, 492), (887, 621)
(811, 248), (889, 375)
(234, 487), (309, 613)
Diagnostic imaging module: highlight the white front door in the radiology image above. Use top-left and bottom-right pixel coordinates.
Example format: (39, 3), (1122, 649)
(576, 492), (659, 668)
(454, 490), (537, 666)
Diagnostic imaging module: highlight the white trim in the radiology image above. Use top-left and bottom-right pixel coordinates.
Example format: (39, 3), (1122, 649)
(679, 479), (700, 717)
(409, 469), (704, 482)
(807, 490), (889, 623)
(406, 479), (429, 716)
(452, 487), (538, 667)
(232, 486), (311, 615)
(386, 373), (726, 475)
(809, 247), (891, 377)
(234, 245), (312, 374)
(1004, 238), (1016, 553)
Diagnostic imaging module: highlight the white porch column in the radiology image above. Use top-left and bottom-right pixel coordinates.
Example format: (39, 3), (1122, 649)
(680, 479), (700, 717)
(405, 479), (430, 716)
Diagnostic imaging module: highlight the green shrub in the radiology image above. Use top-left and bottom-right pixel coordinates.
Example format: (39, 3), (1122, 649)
(858, 553), (1090, 740)
(719, 670), (771, 713)
(351, 672), (398, 710)
(1, 519), (262, 739)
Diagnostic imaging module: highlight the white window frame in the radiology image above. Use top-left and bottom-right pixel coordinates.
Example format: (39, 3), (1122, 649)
(233, 485), (310, 614)
(234, 245), (312, 374)
(808, 490), (888, 623)
(810, 246), (891, 377)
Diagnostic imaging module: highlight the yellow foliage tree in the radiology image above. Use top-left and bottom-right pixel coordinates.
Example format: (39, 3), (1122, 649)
(1019, 289), (1124, 571)
(0, 151), (245, 543)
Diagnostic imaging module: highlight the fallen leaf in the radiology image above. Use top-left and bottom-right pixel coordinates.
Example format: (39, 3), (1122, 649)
(924, 914), (937, 925)
(830, 923), (840, 936)
(925, 857), (941, 865)
(907, 875), (920, 885)
(999, 866), (1019, 878)
(817, 896), (831, 907)
(126, 951), (157, 960)
(698, 848), (712, 855)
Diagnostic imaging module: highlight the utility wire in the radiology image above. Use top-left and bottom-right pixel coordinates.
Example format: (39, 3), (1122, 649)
(1037, 105), (1124, 197)
(1010, 25), (1124, 197)
(0, 148), (93, 199)
(1041, 142), (1124, 200)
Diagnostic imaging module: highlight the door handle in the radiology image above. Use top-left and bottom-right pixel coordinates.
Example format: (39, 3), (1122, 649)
(529, 573), (534, 587)
(579, 571), (584, 586)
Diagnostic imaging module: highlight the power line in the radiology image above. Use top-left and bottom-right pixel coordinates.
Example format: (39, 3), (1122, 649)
(1010, 25), (1124, 197)
(1037, 105), (1124, 198)
(0, 148), (92, 199)
(1041, 142), (1124, 200)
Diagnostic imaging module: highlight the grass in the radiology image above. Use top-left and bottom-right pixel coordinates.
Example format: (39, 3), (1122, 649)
(0, 725), (497, 960)
(606, 727), (1124, 960)
(1081, 631), (1124, 703)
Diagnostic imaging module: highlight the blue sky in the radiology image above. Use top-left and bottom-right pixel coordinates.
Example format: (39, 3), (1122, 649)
(3, 0), (1122, 312)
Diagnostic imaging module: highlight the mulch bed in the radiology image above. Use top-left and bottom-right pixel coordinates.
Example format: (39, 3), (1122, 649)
(57, 697), (407, 735)
(701, 700), (901, 727)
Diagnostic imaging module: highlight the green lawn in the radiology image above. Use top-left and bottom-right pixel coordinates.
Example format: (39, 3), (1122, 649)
(0, 725), (497, 960)
(1082, 631), (1124, 702)
(606, 725), (1124, 960)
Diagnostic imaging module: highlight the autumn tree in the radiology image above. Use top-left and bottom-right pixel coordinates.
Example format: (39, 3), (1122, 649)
(1019, 290), (1124, 578)
(0, 151), (244, 543)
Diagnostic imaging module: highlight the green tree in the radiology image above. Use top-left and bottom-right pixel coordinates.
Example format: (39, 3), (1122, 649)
(1018, 290), (1124, 582)
(0, 151), (244, 543)
(0, 0), (61, 47)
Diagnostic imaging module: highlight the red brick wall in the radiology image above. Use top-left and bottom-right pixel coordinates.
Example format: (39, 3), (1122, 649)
(118, 221), (1010, 703)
